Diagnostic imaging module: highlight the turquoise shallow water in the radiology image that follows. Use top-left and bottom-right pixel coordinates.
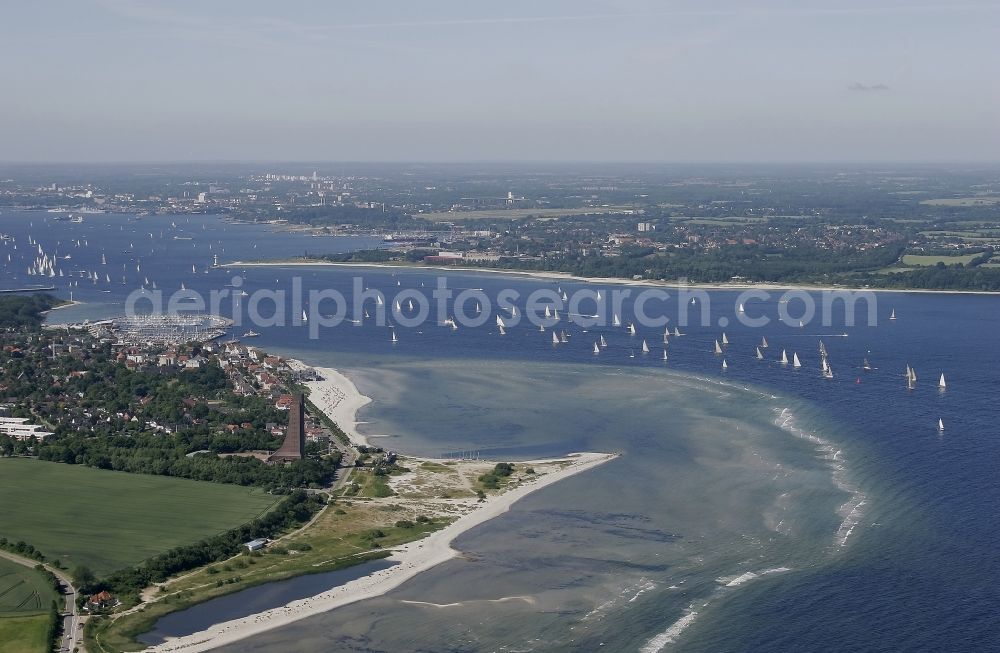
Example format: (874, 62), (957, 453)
(11, 211), (999, 651)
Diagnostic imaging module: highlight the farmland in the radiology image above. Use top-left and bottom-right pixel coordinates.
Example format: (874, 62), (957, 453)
(0, 459), (280, 576)
(900, 253), (983, 266)
(0, 557), (59, 653)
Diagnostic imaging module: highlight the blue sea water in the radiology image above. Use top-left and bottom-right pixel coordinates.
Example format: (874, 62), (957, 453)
(6, 210), (1000, 651)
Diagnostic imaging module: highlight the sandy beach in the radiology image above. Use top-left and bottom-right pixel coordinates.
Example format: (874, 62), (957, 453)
(145, 451), (615, 653)
(286, 360), (372, 447)
(142, 359), (616, 652)
(223, 259), (1000, 295)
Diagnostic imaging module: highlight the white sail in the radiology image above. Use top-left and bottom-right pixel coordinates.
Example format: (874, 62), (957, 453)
(561, 291), (568, 302)
(714, 340), (723, 354)
(938, 418), (944, 431)
(738, 303), (745, 313)
(613, 313), (621, 327)
(560, 331), (568, 344)
(722, 358), (728, 370)
(554, 309), (560, 321)
(756, 347), (764, 360)
(539, 323), (545, 332)
(889, 309), (896, 320)
(662, 349), (668, 361)
(793, 352), (801, 368)
(395, 300), (401, 312)
(596, 290), (602, 301)
(544, 306), (551, 318)
(391, 330), (398, 343)
(496, 315), (506, 328)
(863, 357), (871, 370)
(552, 331), (560, 344)
(642, 339), (650, 353)
(599, 334), (607, 348)
(499, 325), (506, 335)
(302, 310), (308, 322)
(593, 342), (600, 354)
(377, 295), (384, 306)
(628, 323), (636, 335)
(674, 327), (682, 337)
(722, 332), (729, 345)
(938, 373), (946, 389)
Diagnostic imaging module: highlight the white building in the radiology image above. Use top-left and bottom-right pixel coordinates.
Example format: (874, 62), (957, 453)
(0, 417), (54, 441)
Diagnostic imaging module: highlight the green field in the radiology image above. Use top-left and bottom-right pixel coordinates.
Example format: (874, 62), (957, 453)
(900, 253), (982, 266)
(0, 558), (58, 616)
(0, 459), (280, 576)
(0, 614), (52, 653)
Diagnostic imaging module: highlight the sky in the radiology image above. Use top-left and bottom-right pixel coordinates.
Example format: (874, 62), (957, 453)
(1, 0), (998, 163)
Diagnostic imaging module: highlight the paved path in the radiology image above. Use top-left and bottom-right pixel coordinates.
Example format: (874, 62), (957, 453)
(0, 549), (85, 652)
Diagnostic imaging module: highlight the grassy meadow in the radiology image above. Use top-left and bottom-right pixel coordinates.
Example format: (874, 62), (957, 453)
(0, 459), (280, 576)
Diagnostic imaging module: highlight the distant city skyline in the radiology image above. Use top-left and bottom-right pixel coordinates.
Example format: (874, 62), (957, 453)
(2, 0), (998, 163)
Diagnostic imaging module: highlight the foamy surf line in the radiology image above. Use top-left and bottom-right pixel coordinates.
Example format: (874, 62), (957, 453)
(640, 567), (793, 652)
(775, 407), (866, 548)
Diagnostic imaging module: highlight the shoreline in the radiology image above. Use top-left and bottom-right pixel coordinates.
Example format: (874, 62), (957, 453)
(146, 453), (616, 653)
(286, 360), (373, 447)
(223, 259), (1000, 295)
(142, 357), (617, 652)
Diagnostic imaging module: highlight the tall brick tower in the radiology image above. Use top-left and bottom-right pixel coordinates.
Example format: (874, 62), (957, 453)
(270, 393), (305, 462)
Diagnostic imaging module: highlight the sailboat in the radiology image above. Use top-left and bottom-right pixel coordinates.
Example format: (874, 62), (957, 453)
(376, 295), (384, 306)
(663, 326), (670, 341)
(862, 357), (872, 371)
(939, 373), (946, 389)
(889, 309), (897, 321)
(560, 331), (569, 344)
(593, 342), (600, 355)
(395, 300), (401, 312)
(673, 327), (682, 337)
(821, 356), (833, 379)
(738, 303), (745, 313)
(756, 347), (764, 360)
(819, 340), (827, 356)
(596, 290), (603, 302)
(499, 325), (506, 335)
(613, 313), (622, 327)
(544, 306), (552, 319)
(627, 322), (637, 336)
(938, 418), (945, 432)
(721, 358), (728, 370)
(599, 334), (607, 348)
(561, 291), (568, 302)
(391, 330), (398, 343)
(629, 349), (635, 359)
(721, 332), (729, 346)
(552, 331), (560, 345)
(641, 339), (650, 354)
(496, 315), (506, 328)
(714, 340), (723, 354)
(553, 309), (560, 321)
(301, 310), (308, 323)
(792, 352), (801, 368)
(662, 349), (668, 361)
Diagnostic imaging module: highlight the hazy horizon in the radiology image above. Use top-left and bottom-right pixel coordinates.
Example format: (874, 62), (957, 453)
(3, 0), (998, 163)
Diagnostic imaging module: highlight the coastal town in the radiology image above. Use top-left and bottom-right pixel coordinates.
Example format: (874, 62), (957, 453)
(3, 165), (999, 290)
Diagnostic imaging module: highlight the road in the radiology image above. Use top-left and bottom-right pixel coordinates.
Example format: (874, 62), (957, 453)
(0, 550), (84, 652)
